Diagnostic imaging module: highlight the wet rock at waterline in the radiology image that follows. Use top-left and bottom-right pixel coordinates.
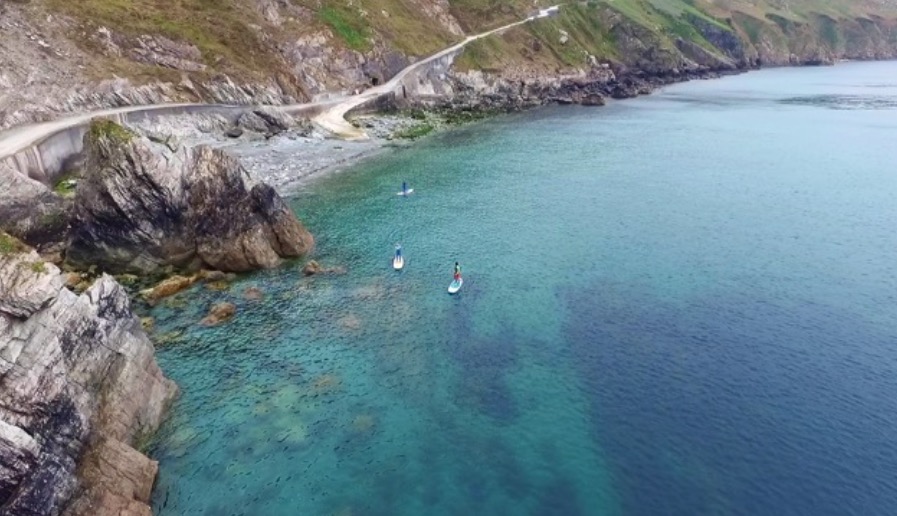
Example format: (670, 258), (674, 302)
(302, 260), (346, 276)
(140, 275), (199, 305)
(0, 239), (177, 515)
(66, 120), (314, 275)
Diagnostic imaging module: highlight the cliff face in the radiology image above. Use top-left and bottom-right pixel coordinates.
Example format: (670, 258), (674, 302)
(64, 120), (314, 275)
(2, 0), (896, 130)
(0, 240), (177, 515)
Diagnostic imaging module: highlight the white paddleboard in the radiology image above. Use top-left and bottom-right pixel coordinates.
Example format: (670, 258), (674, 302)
(448, 278), (463, 294)
(396, 189), (414, 196)
(393, 255), (404, 270)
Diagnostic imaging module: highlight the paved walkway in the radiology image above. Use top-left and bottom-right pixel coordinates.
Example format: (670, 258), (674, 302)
(0, 6), (559, 159)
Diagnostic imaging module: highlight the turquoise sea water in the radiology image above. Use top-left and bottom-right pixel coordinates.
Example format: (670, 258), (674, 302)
(149, 61), (897, 516)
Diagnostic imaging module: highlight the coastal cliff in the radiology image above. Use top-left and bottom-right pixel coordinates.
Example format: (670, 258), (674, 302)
(65, 120), (314, 274)
(2, 1), (897, 129)
(0, 236), (177, 515)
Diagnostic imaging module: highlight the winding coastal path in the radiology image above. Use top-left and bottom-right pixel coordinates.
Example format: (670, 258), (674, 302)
(0, 6), (559, 162)
(309, 6), (561, 139)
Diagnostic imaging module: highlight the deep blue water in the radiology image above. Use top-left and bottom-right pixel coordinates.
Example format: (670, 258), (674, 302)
(149, 61), (897, 516)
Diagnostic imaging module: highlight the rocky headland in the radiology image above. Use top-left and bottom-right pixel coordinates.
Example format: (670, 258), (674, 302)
(67, 120), (314, 274)
(1, 119), (315, 275)
(0, 237), (177, 515)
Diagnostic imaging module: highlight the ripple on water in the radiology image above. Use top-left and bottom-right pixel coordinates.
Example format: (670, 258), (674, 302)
(150, 62), (897, 516)
(780, 93), (897, 109)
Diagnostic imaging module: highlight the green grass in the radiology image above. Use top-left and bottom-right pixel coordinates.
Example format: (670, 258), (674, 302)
(448, 0), (533, 32)
(43, 0), (281, 80)
(646, 0), (731, 30)
(817, 14), (842, 48)
(89, 119), (134, 144)
(319, 4), (371, 51)
(53, 172), (78, 197)
(0, 232), (27, 255)
(455, 35), (511, 71)
(30, 261), (47, 274)
(359, 0), (457, 56)
(735, 12), (764, 44)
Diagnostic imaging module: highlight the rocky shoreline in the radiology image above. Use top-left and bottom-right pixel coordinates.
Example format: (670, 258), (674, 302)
(217, 62), (747, 192)
(2, 14), (897, 511)
(0, 117), (316, 515)
(0, 241), (177, 516)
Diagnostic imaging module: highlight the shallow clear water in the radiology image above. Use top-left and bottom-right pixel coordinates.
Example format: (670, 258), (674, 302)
(150, 61), (897, 516)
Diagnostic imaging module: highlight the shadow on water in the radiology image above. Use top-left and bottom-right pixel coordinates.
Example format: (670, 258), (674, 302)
(443, 281), (523, 423)
(779, 94), (897, 110)
(563, 279), (897, 516)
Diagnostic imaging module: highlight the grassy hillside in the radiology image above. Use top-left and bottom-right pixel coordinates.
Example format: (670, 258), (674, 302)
(456, 0), (897, 72)
(7, 0), (897, 110)
(38, 0), (463, 79)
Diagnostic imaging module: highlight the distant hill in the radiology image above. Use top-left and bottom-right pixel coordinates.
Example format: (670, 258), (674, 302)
(1, 0), (896, 128)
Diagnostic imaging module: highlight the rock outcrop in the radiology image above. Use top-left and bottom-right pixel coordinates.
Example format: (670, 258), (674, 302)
(0, 237), (177, 515)
(0, 162), (70, 255)
(65, 120), (314, 274)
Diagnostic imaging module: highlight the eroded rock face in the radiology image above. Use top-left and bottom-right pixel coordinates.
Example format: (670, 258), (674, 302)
(0, 244), (177, 515)
(0, 162), (70, 254)
(66, 120), (314, 274)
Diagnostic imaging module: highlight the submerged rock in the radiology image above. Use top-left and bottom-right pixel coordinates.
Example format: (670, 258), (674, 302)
(200, 302), (236, 326)
(351, 414), (376, 434)
(205, 280), (231, 292)
(0, 241), (177, 515)
(302, 260), (323, 276)
(198, 269), (227, 282)
(243, 286), (264, 301)
(66, 119), (314, 275)
(301, 260), (345, 276)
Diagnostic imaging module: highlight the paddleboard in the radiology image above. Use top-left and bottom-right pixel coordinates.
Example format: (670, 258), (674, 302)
(448, 278), (463, 294)
(396, 189), (414, 196)
(393, 255), (404, 270)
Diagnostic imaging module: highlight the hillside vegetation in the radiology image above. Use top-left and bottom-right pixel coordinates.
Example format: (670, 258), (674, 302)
(1, 0), (896, 127)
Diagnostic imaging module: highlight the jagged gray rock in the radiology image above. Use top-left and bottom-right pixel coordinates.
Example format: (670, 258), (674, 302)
(0, 245), (177, 515)
(237, 111), (272, 134)
(129, 35), (206, 72)
(66, 120), (314, 274)
(237, 107), (297, 135)
(0, 162), (70, 253)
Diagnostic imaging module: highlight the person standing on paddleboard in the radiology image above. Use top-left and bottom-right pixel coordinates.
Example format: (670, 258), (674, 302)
(453, 262), (461, 281)
(402, 181), (408, 195)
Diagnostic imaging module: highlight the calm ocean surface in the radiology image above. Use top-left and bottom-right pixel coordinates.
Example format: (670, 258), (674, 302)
(149, 61), (897, 516)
